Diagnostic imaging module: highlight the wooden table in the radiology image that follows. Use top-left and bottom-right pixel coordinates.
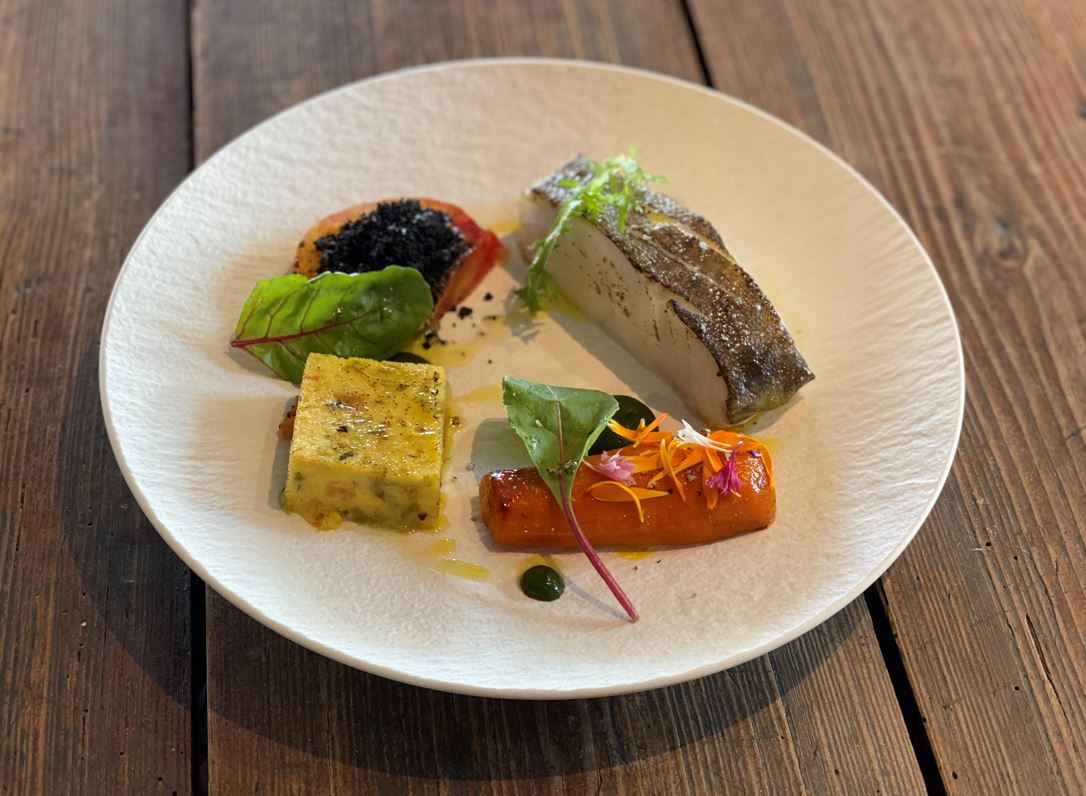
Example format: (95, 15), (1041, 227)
(2, 0), (1084, 792)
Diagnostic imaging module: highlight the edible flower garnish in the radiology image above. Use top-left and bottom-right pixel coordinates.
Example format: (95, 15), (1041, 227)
(675, 420), (733, 453)
(587, 417), (754, 517)
(706, 449), (741, 496)
(659, 438), (685, 501)
(585, 482), (667, 523)
(584, 450), (636, 482)
(518, 149), (667, 312)
(606, 412), (669, 447)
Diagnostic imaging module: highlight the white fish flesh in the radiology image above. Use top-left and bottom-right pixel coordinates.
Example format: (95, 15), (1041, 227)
(520, 155), (814, 427)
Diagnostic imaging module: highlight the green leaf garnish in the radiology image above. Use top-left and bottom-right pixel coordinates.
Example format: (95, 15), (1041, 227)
(502, 377), (638, 621)
(517, 148), (666, 312)
(231, 266), (433, 383)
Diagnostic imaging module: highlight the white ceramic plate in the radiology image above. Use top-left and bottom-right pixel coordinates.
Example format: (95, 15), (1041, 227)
(101, 59), (963, 698)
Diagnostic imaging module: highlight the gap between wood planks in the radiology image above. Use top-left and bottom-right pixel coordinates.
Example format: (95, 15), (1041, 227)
(681, 2), (949, 792)
(864, 584), (947, 795)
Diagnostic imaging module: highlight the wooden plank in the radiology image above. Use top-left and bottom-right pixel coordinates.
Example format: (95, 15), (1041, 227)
(688, 0), (1086, 791)
(205, 595), (920, 794)
(0, 0), (193, 792)
(193, 1), (924, 792)
(191, 0), (706, 157)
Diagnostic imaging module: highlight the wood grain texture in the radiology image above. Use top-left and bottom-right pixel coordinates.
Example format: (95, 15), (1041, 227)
(0, 0), (193, 792)
(192, 0), (706, 157)
(206, 595), (921, 794)
(193, 1), (923, 792)
(688, 0), (1086, 791)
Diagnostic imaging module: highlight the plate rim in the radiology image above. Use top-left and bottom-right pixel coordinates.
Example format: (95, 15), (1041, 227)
(99, 57), (965, 699)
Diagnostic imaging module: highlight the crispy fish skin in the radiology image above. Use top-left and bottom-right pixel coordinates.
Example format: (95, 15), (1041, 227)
(523, 155), (814, 425)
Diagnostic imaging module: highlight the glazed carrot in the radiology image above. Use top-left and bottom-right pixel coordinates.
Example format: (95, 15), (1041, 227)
(292, 198), (502, 320)
(479, 441), (775, 548)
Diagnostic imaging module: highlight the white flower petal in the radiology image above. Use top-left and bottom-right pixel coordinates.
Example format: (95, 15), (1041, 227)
(675, 419), (732, 453)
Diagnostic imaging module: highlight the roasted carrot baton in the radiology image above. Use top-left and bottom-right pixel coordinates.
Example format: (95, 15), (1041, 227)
(479, 439), (775, 548)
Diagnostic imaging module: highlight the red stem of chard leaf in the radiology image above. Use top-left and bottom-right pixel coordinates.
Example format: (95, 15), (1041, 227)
(230, 313), (360, 348)
(554, 403), (639, 622)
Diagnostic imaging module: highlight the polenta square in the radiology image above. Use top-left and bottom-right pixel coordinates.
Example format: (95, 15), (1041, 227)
(282, 353), (447, 530)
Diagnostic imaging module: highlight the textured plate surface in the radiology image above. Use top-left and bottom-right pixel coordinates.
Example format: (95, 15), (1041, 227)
(101, 59), (963, 698)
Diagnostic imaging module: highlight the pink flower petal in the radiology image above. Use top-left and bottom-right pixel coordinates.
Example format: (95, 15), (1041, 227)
(706, 449), (741, 496)
(584, 450), (636, 481)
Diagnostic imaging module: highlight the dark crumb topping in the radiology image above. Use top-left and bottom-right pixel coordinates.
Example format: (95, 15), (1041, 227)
(314, 200), (468, 285)
(420, 329), (445, 350)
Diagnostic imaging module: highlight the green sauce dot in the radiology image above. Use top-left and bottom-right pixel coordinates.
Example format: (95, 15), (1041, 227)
(519, 565), (564, 602)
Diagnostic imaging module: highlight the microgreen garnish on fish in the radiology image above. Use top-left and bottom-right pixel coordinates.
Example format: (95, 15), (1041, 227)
(518, 149), (666, 312)
(501, 377), (638, 621)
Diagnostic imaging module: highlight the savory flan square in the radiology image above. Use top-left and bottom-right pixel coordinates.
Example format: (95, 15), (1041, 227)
(282, 353), (447, 530)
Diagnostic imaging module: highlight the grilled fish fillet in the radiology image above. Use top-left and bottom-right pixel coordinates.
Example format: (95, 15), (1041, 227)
(521, 156), (813, 427)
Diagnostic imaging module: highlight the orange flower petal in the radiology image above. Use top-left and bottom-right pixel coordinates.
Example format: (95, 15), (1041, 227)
(710, 429), (741, 447)
(606, 420), (640, 442)
(586, 481), (669, 523)
(660, 438), (685, 502)
(633, 412), (669, 447)
(631, 456), (662, 473)
(672, 448), (703, 474)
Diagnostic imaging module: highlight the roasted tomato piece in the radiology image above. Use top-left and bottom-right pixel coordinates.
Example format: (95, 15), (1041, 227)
(293, 198), (502, 323)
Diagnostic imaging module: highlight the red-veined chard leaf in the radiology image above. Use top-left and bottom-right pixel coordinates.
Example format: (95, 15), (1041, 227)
(231, 266), (433, 383)
(502, 376), (638, 621)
